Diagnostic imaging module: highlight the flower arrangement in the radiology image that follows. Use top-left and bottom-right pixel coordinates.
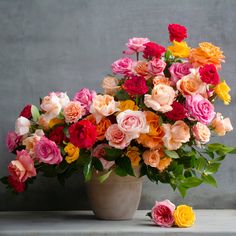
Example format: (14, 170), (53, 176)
(1, 23), (235, 197)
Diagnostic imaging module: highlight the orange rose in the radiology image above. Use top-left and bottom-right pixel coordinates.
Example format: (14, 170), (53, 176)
(153, 76), (172, 86)
(137, 111), (164, 149)
(96, 118), (112, 141)
(133, 61), (150, 78)
(157, 157), (172, 172)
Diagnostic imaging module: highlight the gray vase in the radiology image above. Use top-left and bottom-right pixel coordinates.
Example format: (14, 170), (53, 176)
(86, 170), (143, 220)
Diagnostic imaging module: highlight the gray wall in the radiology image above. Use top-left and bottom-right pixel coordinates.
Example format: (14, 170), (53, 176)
(0, 0), (236, 210)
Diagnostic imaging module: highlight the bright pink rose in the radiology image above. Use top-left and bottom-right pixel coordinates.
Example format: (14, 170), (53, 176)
(151, 199), (176, 227)
(143, 42), (166, 59)
(168, 23), (188, 42)
(92, 143), (115, 170)
(35, 136), (62, 164)
(169, 62), (192, 85)
(6, 131), (21, 152)
(111, 57), (133, 75)
(73, 88), (96, 114)
(8, 175), (26, 193)
(19, 104), (32, 119)
(148, 58), (166, 76)
(199, 64), (220, 85)
(8, 150), (36, 182)
(186, 94), (215, 125)
(123, 76), (148, 96)
(165, 101), (187, 121)
(123, 37), (150, 55)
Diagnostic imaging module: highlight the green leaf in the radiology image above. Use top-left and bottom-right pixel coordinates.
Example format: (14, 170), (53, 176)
(204, 163), (221, 175)
(195, 157), (207, 171)
(181, 177), (203, 188)
(55, 161), (69, 174)
(115, 156), (134, 176)
(115, 90), (130, 100)
(115, 166), (127, 176)
(164, 150), (180, 159)
(146, 212), (152, 219)
(99, 170), (113, 183)
(202, 174), (217, 187)
(210, 155), (225, 163)
(177, 185), (187, 198)
(104, 148), (123, 161)
(83, 157), (93, 182)
(0, 176), (8, 185)
(93, 157), (104, 171)
(57, 112), (64, 120)
(31, 105), (40, 122)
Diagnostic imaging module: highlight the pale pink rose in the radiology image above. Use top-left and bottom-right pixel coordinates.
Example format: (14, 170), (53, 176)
(105, 124), (131, 149)
(144, 84), (175, 113)
(90, 94), (119, 123)
(111, 57), (133, 75)
(148, 58), (166, 76)
(169, 62), (192, 84)
(73, 88), (96, 114)
(54, 92), (70, 108)
(15, 116), (31, 136)
(92, 144), (115, 170)
(6, 131), (21, 152)
(151, 200), (175, 227)
(63, 101), (85, 123)
(123, 37), (150, 55)
(35, 136), (62, 164)
(212, 113), (233, 136)
(102, 76), (120, 95)
(116, 110), (149, 140)
(8, 150), (36, 182)
(162, 120), (190, 150)
(186, 94), (215, 125)
(192, 122), (211, 144)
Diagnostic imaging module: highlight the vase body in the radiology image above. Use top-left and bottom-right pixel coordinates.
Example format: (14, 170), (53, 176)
(86, 171), (143, 220)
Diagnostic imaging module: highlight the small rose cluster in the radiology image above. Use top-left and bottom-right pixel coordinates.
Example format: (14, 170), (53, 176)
(149, 199), (195, 228)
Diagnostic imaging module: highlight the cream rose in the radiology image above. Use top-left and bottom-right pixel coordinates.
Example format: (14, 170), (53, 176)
(192, 122), (211, 145)
(102, 76), (120, 95)
(15, 116), (31, 136)
(212, 113), (233, 136)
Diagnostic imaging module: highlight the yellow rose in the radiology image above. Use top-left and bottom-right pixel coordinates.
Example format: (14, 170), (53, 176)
(64, 143), (80, 164)
(48, 118), (64, 129)
(174, 205), (196, 228)
(214, 80), (231, 105)
(118, 100), (139, 112)
(168, 41), (190, 58)
(126, 146), (141, 167)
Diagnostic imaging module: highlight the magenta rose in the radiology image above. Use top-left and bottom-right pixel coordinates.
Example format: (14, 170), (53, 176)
(123, 37), (150, 55)
(186, 94), (215, 125)
(148, 58), (166, 76)
(73, 88), (96, 114)
(6, 131), (21, 152)
(35, 136), (63, 164)
(169, 62), (192, 84)
(151, 199), (176, 227)
(111, 57), (133, 75)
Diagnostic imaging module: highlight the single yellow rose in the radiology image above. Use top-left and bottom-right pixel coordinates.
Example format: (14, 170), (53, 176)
(48, 118), (64, 129)
(174, 205), (196, 228)
(118, 100), (139, 112)
(64, 142), (80, 164)
(214, 80), (231, 105)
(168, 41), (190, 58)
(126, 146), (141, 167)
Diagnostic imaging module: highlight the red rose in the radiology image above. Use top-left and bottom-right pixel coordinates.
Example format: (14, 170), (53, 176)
(19, 104), (32, 119)
(123, 76), (148, 96)
(49, 126), (67, 144)
(69, 120), (97, 148)
(165, 101), (187, 120)
(168, 23), (187, 42)
(143, 42), (166, 59)
(199, 64), (220, 85)
(8, 175), (26, 193)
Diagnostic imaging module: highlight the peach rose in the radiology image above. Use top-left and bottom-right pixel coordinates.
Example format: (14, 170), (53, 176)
(143, 149), (161, 168)
(153, 76), (172, 86)
(133, 61), (150, 78)
(192, 122), (211, 145)
(90, 94), (119, 123)
(96, 118), (112, 141)
(15, 116), (31, 136)
(162, 120), (190, 150)
(157, 157), (172, 172)
(102, 76), (120, 95)
(63, 101), (85, 123)
(144, 84), (175, 113)
(211, 113), (233, 136)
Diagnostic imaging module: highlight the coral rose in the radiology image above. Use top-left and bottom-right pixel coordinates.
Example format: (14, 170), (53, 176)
(133, 61), (149, 77)
(123, 76), (148, 96)
(168, 23), (187, 42)
(148, 58), (166, 76)
(6, 131), (21, 152)
(212, 113), (233, 136)
(174, 205), (195, 228)
(143, 42), (166, 59)
(192, 122), (211, 145)
(168, 41), (190, 58)
(8, 175), (26, 193)
(15, 116), (31, 136)
(111, 57), (133, 75)
(63, 101), (85, 123)
(123, 37), (150, 55)
(102, 76), (120, 95)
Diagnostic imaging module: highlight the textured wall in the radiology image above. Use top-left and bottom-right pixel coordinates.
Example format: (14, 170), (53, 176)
(0, 0), (236, 210)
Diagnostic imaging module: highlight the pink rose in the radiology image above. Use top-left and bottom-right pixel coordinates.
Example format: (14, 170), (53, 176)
(92, 143), (115, 170)
(73, 88), (96, 114)
(148, 58), (166, 76)
(192, 122), (211, 145)
(8, 150), (36, 182)
(6, 131), (21, 152)
(63, 101), (85, 123)
(169, 62), (192, 85)
(186, 94), (215, 125)
(123, 37), (150, 55)
(151, 200), (176, 227)
(105, 124), (131, 149)
(212, 113), (233, 136)
(15, 116), (31, 136)
(116, 110), (149, 140)
(35, 136), (62, 164)
(111, 57), (133, 75)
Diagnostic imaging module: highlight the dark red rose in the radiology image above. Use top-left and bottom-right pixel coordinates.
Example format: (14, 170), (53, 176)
(19, 104), (32, 119)
(123, 76), (148, 96)
(8, 175), (26, 193)
(199, 64), (220, 85)
(49, 126), (67, 145)
(69, 120), (97, 148)
(143, 42), (166, 59)
(165, 101), (187, 120)
(168, 23), (188, 42)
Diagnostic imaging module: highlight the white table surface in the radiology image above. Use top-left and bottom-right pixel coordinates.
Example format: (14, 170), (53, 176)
(0, 210), (236, 235)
